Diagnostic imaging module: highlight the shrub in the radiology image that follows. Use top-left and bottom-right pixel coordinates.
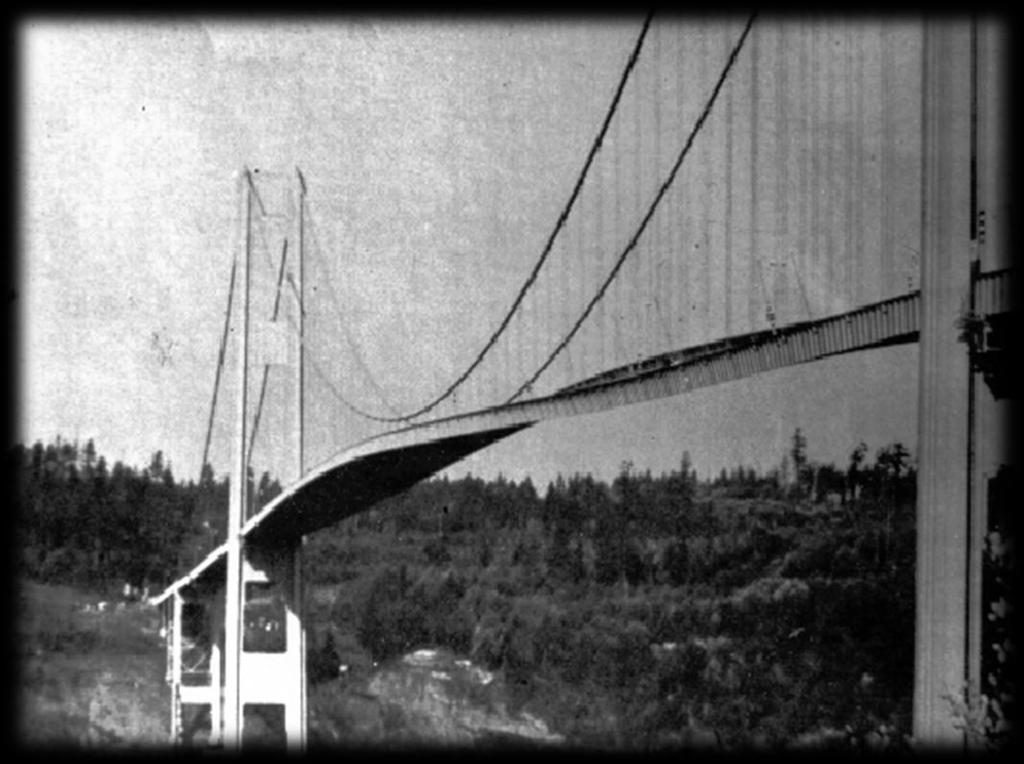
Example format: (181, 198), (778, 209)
(355, 568), (426, 662)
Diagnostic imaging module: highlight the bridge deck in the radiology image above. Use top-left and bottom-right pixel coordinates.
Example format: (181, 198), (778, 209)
(153, 269), (1013, 605)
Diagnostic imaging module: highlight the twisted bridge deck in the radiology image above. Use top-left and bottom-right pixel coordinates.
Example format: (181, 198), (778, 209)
(154, 268), (1013, 603)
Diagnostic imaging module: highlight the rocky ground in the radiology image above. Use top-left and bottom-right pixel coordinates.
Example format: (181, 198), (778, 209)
(320, 648), (563, 747)
(17, 582), (169, 749)
(17, 582), (564, 750)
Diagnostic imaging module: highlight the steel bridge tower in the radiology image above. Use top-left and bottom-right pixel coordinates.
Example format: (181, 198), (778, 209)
(915, 18), (1013, 748)
(160, 169), (308, 750)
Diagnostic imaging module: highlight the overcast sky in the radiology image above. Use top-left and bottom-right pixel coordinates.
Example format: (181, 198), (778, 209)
(20, 16), (925, 487)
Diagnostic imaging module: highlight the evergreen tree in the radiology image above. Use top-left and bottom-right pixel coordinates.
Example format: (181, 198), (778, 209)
(663, 538), (690, 586)
(790, 428), (809, 498)
(847, 442), (868, 504)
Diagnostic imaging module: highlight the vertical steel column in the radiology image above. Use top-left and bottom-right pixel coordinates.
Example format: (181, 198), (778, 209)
(295, 172), (306, 485)
(967, 18), (1010, 738)
(224, 170), (308, 751)
(223, 170), (252, 749)
(913, 20), (973, 748)
(294, 168), (308, 750)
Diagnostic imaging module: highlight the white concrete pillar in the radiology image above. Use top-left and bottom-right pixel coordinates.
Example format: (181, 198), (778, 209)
(209, 593), (224, 747)
(170, 592), (183, 744)
(235, 541), (306, 750)
(288, 543), (307, 749)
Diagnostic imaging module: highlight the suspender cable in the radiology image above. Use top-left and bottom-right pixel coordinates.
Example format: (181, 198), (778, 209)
(843, 24), (855, 308)
(595, 112), (607, 372)
(825, 25), (836, 304)
(635, 34), (645, 358)
(613, 99), (624, 365)
(749, 28), (760, 329)
(724, 32), (734, 336)
(798, 21), (813, 318)
(700, 22), (712, 346)
(674, 24), (686, 349)
(879, 26), (894, 297)
(854, 26), (867, 307)
(773, 24), (790, 323)
(650, 26), (658, 353)
(808, 26), (819, 314)
(567, 145), (583, 383)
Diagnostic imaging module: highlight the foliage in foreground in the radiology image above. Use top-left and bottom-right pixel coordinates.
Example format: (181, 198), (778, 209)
(306, 437), (924, 749)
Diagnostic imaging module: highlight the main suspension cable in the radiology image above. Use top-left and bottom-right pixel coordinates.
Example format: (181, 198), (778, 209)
(328, 12), (656, 423)
(200, 257), (237, 476)
(506, 12), (758, 403)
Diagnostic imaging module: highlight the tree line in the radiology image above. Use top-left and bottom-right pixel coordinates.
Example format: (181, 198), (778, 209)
(12, 430), (914, 598)
(12, 437), (281, 592)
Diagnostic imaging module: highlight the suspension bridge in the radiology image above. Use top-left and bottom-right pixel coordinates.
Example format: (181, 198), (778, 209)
(153, 16), (1014, 751)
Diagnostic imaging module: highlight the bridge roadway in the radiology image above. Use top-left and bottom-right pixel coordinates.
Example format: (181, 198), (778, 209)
(154, 267), (1013, 604)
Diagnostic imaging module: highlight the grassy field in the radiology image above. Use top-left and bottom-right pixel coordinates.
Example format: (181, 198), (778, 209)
(16, 580), (168, 749)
